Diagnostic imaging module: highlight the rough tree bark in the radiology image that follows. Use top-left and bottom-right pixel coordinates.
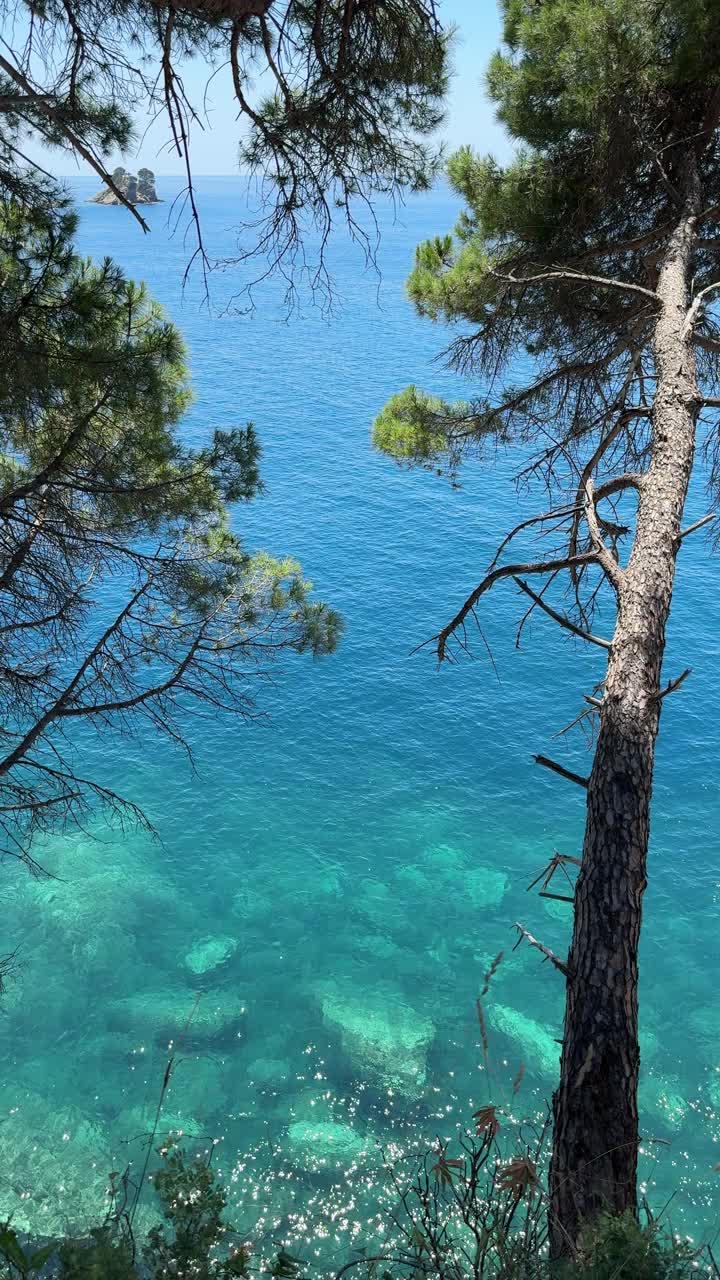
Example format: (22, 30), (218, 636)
(548, 163), (703, 1256)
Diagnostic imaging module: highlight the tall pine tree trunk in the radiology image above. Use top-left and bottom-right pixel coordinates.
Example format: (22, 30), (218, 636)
(548, 166), (702, 1256)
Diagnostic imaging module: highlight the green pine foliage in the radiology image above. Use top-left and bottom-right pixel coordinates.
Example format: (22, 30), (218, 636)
(372, 388), (461, 468)
(374, 0), (720, 479)
(0, 199), (341, 868)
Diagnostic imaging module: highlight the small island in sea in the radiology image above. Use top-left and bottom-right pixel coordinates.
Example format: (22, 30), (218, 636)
(90, 166), (161, 205)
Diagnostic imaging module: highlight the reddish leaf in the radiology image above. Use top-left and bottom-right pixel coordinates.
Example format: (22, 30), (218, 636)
(473, 1105), (501, 1137)
(431, 1155), (464, 1186)
(497, 1156), (539, 1199)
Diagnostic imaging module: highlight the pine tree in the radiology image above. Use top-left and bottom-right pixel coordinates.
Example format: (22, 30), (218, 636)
(0, 195), (341, 880)
(375, 0), (720, 1255)
(0, 0), (447, 871)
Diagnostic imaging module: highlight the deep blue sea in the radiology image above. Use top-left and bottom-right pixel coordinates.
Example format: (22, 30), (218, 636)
(2, 175), (720, 1253)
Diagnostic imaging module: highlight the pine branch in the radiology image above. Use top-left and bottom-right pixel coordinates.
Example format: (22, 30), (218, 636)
(0, 582), (151, 775)
(584, 478), (624, 591)
(533, 755), (589, 789)
(0, 391), (113, 514)
(694, 332), (720, 354)
(684, 280), (720, 336)
(513, 577), (612, 649)
(432, 552), (598, 662)
(159, 0), (271, 16)
(678, 512), (716, 540)
(487, 504), (580, 573)
(513, 923), (569, 977)
(0, 55), (150, 232)
(657, 667), (692, 701)
(490, 266), (660, 304)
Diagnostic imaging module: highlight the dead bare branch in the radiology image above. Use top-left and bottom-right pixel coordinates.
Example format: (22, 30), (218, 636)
(491, 266), (660, 304)
(584, 477), (625, 591)
(527, 850), (581, 894)
(678, 512), (716, 540)
(513, 577), (612, 649)
(513, 922), (569, 977)
(533, 755), (589, 788)
(433, 552), (598, 662)
(656, 667), (692, 701)
(684, 279), (720, 335)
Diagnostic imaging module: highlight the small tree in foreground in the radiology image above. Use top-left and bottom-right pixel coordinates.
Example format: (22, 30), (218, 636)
(375, 0), (720, 1257)
(0, 1135), (709, 1279)
(0, 196), (340, 878)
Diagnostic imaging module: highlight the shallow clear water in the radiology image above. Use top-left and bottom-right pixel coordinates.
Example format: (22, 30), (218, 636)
(2, 176), (720, 1251)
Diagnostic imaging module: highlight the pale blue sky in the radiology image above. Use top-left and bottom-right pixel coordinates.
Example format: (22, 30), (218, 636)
(31, 0), (511, 177)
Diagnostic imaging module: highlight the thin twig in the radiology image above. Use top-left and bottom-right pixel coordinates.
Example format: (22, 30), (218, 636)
(513, 923), (569, 977)
(129, 992), (203, 1224)
(513, 577), (612, 649)
(431, 552), (597, 661)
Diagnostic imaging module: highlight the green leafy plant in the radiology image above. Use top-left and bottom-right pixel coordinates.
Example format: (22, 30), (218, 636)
(0, 1136), (712, 1280)
(143, 1142), (252, 1280)
(561, 1213), (699, 1280)
(56, 1229), (136, 1279)
(0, 1226), (56, 1277)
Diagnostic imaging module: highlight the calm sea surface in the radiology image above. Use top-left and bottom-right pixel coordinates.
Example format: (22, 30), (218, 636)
(2, 175), (719, 1250)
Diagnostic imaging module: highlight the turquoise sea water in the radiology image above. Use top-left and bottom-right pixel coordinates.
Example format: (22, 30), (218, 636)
(2, 175), (720, 1251)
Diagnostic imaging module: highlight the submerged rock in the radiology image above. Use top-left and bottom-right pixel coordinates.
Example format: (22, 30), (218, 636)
(419, 843), (509, 908)
(464, 867), (509, 909)
(489, 1004), (560, 1078)
(163, 1053), (231, 1119)
(0, 1088), (114, 1235)
(319, 984), (433, 1097)
(184, 934), (238, 975)
(117, 1103), (199, 1143)
(542, 895), (574, 922)
(639, 1073), (687, 1133)
(247, 1056), (292, 1088)
(285, 1120), (375, 1172)
(355, 933), (400, 962)
(232, 885), (275, 924)
(352, 876), (406, 933)
(421, 842), (466, 874)
(15, 833), (177, 987)
(109, 988), (247, 1045)
(393, 863), (432, 894)
(688, 1002), (720, 1049)
(90, 165), (161, 205)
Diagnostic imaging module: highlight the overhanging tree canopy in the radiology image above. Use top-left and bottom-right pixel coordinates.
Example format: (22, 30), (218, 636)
(0, 195), (341, 880)
(0, 0), (447, 299)
(0, 0), (448, 876)
(375, 0), (720, 1256)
